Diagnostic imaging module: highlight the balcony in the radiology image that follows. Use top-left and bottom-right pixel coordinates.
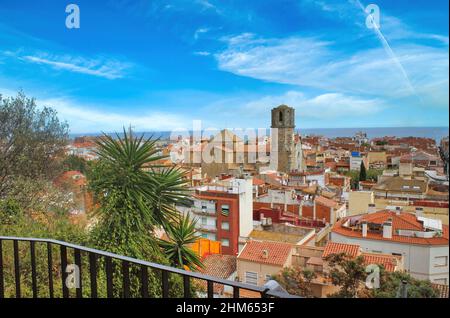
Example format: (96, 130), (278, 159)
(0, 236), (297, 298)
(191, 207), (217, 216)
(195, 224), (217, 232)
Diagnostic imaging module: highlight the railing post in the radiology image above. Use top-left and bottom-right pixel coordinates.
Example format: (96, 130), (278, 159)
(60, 245), (69, 298)
(207, 280), (214, 298)
(183, 275), (191, 298)
(89, 253), (97, 298)
(30, 241), (38, 298)
(0, 239), (4, 298)
(162, 270), (169, 298)
(13, 240), (21, 298)
(122, 261), (130, 298)
(105, 257), (114, 298)
(47, 242), (54, 298)
(233, 286), (240, 298)
(140, 265), (148, 298)
(74, 249), (82, 298)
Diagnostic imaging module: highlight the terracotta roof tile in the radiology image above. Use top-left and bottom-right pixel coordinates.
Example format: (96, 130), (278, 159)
(253, 178), (266, 186)
(199, 255), (237, 294)
(315, 196), (339, 208)
(238, 241), (292, 266)
(332, 210), (449, 246)
(362, 253), (400, 272)
(322, 242), (360, 258)
(432, 283), (449, 298)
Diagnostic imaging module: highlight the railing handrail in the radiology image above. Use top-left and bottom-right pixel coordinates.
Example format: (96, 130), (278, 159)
(0, 236), (298, 298)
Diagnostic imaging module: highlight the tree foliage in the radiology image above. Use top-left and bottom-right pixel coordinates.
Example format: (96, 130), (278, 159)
(325, 253), (439, 298)
(326, 253), (367, 298)
(272, 266), (317, 297)
(62, 155), (89, 174)
(87, 130), (191, 257)
(359, 161), (367, 181)
(0, 92), (68, 197)
(87, 129), (199, 297)
(373, 271), (438, 298)
(158, 213), (204, 270)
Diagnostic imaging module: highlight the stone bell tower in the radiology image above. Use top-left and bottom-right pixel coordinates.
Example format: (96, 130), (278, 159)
(270, 105), (296, 173)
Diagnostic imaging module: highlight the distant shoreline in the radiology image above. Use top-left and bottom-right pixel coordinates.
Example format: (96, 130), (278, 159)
(69, 126), (449, 142)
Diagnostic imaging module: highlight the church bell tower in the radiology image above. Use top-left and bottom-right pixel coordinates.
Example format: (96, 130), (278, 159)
(270, 105), (296, 173)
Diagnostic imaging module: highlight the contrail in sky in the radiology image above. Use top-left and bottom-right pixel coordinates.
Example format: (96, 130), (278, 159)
(355, 0), (419, 98)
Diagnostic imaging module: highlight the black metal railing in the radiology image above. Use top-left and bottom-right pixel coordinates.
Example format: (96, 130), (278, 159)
(0, 236), (298, 299)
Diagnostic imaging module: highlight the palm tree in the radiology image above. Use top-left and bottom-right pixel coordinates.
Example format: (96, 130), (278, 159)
(88, 129), (191, 259)
(158, 213), (204, 270)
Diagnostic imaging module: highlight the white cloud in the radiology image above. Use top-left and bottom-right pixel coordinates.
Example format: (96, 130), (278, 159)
(19, 54), (132, 80)
(193, 51), (211, 56)
(215, 33), (449, 102)
(194, 27), (210, 40)
(241, 91), (384, 119)
(36, 97), (192, 134)
(196, 0), (217, 11)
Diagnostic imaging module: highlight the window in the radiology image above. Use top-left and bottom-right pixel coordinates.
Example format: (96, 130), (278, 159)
(221, 204), (230, 216)
(221, 221), (230, 231)
(201, 233), (208, 238)
(434, 256), (448, 267)
(245, 271), (258, 285)
(279, 111), (283, 122)
(201, 217), (207, 225)
(221, 239), (230, 247)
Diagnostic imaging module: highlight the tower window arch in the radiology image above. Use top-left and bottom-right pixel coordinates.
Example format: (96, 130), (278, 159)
(279, 111), (283, 123)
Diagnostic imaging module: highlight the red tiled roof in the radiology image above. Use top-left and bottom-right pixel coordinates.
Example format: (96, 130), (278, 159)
(253, 178), (266, 186)
(332, 210), (449, 246)
(360, 210), (423, 231)
(322, 242), (360, 258)
(54, 170), (86, 187)
(315, 196), (339, 208)
(199, 255), (237, 294)
(432, 283), (449, 298)
(238, 241), (292, 266)
(362, 253), (399, 272)
(201, 254), (236, 278)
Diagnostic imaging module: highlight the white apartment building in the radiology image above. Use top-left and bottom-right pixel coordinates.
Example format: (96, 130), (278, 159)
(180, 177), (253, 255)
(330, 210), (449, 285)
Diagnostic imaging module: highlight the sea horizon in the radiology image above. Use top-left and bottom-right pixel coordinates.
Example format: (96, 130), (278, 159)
(69, 126), (449, 142)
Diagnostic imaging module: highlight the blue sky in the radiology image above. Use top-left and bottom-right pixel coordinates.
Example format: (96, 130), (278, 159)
(0, 0), (448, 133)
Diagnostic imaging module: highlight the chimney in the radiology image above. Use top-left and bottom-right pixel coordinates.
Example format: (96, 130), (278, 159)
(368, 204), (376, 214)
(395, 206), (402, 215)
(262, 249), (269, 259)
(383, 221), (393, 239)
(415, 207), (424, 217)
(361, 221), (368, 237)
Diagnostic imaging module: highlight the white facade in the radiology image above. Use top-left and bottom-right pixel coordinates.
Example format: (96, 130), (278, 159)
(350, 155), (363, 171)
(255, 188), (299, 208)
(306, 173), (326, 188)
(230, 178), (254, 239)
(330, 232), (449, 284)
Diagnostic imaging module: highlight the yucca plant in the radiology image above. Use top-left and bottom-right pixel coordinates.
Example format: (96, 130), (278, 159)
(88, 128), (191, 259)
(158, 213), (204, 270)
